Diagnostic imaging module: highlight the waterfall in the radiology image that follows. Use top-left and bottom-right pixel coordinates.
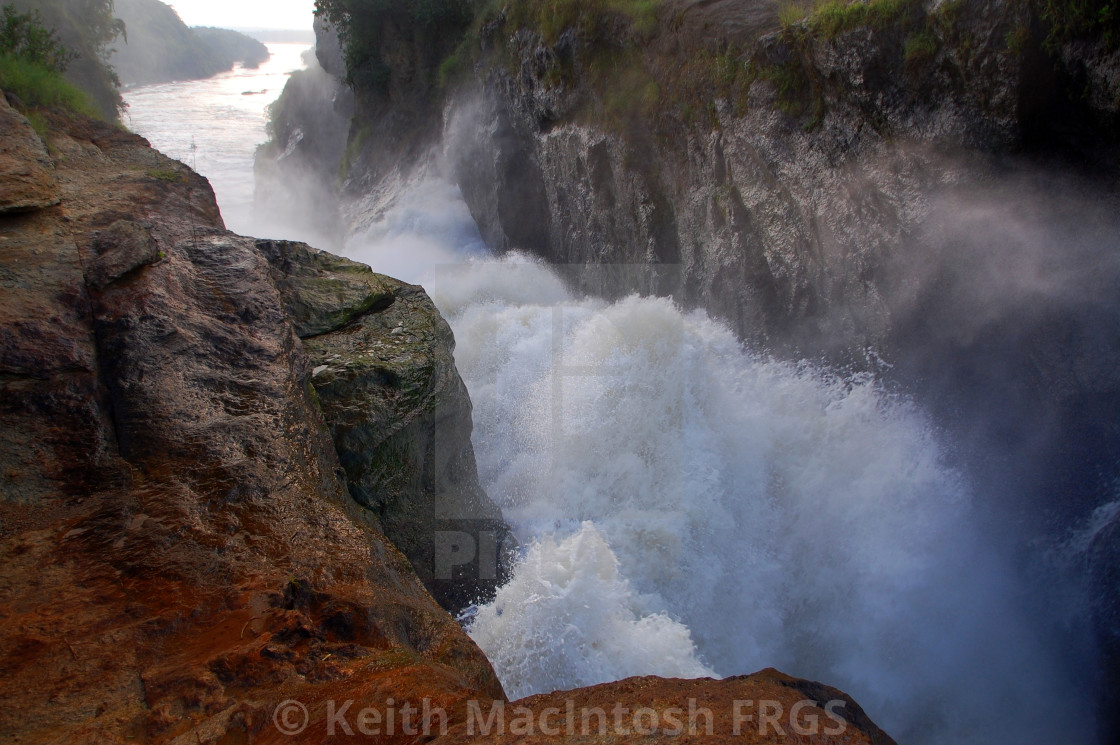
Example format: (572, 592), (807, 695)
(343, 179), (1095, 745)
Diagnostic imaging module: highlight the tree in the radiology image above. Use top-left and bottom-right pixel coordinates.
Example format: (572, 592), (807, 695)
(313, 0), (476, 91)
(0, 5), (77, 72)
(5, 0), (126, 118)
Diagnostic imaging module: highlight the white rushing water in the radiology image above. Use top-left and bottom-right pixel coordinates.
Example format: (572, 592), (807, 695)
(124, 64), (1095, 744)
(345, 185), (1092, 745)
(123, 42), (312, 235)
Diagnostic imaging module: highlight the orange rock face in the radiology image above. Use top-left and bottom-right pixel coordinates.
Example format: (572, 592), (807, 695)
(0, 109), (502, 744)
(0, 96), (60, 213)
(431, 670), (897, 745)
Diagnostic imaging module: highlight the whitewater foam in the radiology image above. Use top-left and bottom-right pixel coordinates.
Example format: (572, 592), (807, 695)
(344, 179), (1093, 745)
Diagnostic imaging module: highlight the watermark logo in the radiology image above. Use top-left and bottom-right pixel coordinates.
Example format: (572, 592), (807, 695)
(273, 699), (309, 736)
(271, 697), (848, 739)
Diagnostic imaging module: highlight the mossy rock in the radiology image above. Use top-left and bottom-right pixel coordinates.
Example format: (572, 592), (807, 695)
(256, 238), (397, 337)
(259, 239), (511, 614)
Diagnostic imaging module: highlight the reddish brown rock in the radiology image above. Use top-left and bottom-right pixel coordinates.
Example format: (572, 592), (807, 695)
(0, 110), (502, 744)
(0, 95), (60, 213)
(432, 670), (897, 745)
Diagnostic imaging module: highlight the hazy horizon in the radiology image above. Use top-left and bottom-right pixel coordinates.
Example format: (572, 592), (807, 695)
(167, 0), (315, 31)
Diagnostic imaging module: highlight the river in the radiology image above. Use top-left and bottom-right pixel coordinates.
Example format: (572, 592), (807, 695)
(123, 42), (312, 236)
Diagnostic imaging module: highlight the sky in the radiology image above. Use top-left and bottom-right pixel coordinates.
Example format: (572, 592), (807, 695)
(167, 0), (316, 30)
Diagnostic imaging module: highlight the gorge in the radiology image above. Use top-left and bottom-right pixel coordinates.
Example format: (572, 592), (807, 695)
(256, 0), (1120, 742)
(2, 0), (1119, 742)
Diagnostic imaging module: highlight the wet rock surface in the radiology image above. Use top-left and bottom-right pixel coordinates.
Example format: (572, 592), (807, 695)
(259, 239), (511, 613)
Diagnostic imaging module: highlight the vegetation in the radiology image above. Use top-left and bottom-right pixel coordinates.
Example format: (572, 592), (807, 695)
(0, 52), (96, 113)
(495, 0), (662, 45)
(314, 0), (476, 91)
(903, 27), (938, 67)
(146, 167), (184, 182)
(1038, 0), (1120, 48)
(4, 0), (125, 118)
(0, 5), (75, 70)
(110, 0), (229, 86)
(0, 5), (99, 116)
(191, 26), (270, 69)
(809, 0), (922, 38)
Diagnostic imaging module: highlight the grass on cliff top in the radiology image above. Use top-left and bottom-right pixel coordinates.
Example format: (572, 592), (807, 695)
(500, 0), (663, 44)
(778, 0), (922, 38)
(1039, 0), (1120, 48)
(0, 53), (98, 116)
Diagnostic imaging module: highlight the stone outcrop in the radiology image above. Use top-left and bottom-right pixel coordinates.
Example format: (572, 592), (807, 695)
(432, 669), (898, 745)
(0, 96), (60, 213)
(0, 105), (503, 743)
(445, 0), (1084, 350)
(257, 239), (511, 612)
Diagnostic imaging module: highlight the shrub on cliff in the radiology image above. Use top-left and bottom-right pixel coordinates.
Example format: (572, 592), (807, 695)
(314, 0), (476, 91)
(3, 0), (124, 118)
(0, 5), (75, 70)
(1040, 0), (1120, 48)
(0, 5), (99, 116)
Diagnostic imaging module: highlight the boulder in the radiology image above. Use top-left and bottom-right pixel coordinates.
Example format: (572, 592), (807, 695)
(85, 220), (163, 289)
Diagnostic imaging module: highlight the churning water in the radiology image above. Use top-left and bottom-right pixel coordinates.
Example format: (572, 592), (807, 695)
(126, 62), (1098, 745)
(345, 184), (1092, 745)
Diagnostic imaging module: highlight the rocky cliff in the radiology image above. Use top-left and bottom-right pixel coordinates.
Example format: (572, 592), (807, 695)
(0, 87), (896, 745)
(0, 94), (507, 742)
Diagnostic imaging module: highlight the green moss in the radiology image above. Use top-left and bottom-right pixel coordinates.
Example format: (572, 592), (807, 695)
(306, 380), (323, 410)
(146, 167), (184, 182)
(931, 0), (967, 30)
(338, 124), (372, 182)
(437, 39), (467, 87)
(779, 1), (810, 28)
(761, 57), (818, 118)
(365, 646), (423, 672)
(1004, 25), (1031, 54)
(500, 0), (664, 45)
(809, 0), (922, 39)
(25, 107), (47, 135)
(904, 28), (938, 67)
